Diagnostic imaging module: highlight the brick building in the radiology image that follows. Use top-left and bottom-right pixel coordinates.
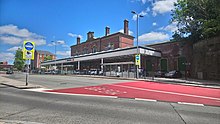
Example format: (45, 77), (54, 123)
(71, 20), (134, 56)
(0, 61), (13, 70)
(31, 50), (55, 70)
(147, 40), (193, 76)
(41, 19), (161, 77)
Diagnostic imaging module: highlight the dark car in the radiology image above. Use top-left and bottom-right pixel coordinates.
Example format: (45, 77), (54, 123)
(165, 70), (182, 78)
(155, 70), (167, 77)
(6, 70), (14, 74)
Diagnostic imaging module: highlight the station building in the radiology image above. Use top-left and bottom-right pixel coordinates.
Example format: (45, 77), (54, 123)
(40, 20), (161, 78)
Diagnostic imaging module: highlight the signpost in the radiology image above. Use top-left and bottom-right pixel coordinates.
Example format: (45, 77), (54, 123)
(135, 54), (140, 66)
(135, 54), (141, 78)
(23, 41), (35, 86)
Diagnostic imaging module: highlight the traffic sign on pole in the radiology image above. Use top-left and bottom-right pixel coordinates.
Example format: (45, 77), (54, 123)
(135, 54), (141, 66)
(23, 41), (35, 86)
(23, 41), (35, 60)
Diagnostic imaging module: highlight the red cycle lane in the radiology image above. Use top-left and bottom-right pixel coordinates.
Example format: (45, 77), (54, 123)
(46, 81), (220, 106)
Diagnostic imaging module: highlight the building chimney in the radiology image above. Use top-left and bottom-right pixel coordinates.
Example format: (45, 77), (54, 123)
(87, 31), (94, 40)
(105, 26), (110, 36)
(77, 36), (80, 45)
(124, 19), (129, 35)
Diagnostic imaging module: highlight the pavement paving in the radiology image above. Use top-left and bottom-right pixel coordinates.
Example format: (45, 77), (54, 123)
(0, 74), (42, 89)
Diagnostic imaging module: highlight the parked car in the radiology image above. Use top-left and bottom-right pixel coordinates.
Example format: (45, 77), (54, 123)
(165, 70), (182, 78)
(89, 69), (98, 75)
(155, 70), (167, 77)
(6, 70), (14, 74)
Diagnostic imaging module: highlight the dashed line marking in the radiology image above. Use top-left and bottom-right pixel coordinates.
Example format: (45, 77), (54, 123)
(177, 102), (204, 106)
(135, 98), (157, 102)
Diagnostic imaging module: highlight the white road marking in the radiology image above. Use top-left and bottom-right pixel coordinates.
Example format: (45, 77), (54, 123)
(109, 84), (220, 101)
(43, 91), (118, 98)
(23, 88), (52, 92)
(178, 102), (204, 106)
(135, 98), (157, 102)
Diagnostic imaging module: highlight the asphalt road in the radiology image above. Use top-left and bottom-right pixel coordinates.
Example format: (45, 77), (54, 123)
(4, 73), (133, 89)
(1, 85), (220, 124)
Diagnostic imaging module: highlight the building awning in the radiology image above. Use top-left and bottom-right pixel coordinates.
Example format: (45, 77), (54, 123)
(40, 46), (161, 66)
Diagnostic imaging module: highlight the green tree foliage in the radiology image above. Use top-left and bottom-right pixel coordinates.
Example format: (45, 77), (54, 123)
(44, 55), (52, 61)
(13, 48), (25, 71)
(171, 0), (220, 42)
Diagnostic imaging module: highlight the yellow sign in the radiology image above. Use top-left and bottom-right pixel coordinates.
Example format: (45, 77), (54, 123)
(23, 41), (35, 60)
(135, 54), (141, 66)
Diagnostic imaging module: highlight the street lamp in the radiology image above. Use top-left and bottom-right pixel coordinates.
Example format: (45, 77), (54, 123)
(51, 41), (57, 70)
(131, 11), (144, 79)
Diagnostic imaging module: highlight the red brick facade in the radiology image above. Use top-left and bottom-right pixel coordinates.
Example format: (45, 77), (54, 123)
(147, 41), (193, 73)
(71, 20), (134, 56)
(32, 50), (55, 69)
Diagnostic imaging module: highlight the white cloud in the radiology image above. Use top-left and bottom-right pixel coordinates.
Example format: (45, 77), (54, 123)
(152, 22), (157, 26)
(0, 52), (14, 62)
(152, 0), (176, 16)
(48, 40), (66, 47)
(47, 43), (54, 47)
(138, 32), (169, 42)
(7, 46), (21, 52)
(0, 36), (22, 45)
(0, 24), (46, 46)
(56, 51), (71, 57)
(160, 22), (178, 32)
(131, 0), (150, 4)
(118, 29), (133, 35)
(68, 33), (83, 39)
(57, 40), (65, 45)
(142, 0), (147, 4)
(68, 33), (77, 37)
(62, 44), (69, 48)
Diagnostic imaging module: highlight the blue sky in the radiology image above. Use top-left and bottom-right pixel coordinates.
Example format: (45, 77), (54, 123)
(0, 0), (177, 64)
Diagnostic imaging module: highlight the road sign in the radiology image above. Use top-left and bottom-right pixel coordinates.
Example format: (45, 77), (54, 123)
(135, 54), (141, 66)
(23, 41), (35, 60)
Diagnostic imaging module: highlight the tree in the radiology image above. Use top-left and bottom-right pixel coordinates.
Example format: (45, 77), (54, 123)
(13, 48), (25, 71)
(44, 55), (52, 61)
(171, 0), (220, 42)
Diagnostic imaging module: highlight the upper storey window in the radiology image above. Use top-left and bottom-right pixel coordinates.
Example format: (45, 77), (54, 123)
(106, 42), (114, 50)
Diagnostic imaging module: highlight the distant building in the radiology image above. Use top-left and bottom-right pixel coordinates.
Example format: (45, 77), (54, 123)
(31, 50), (55, 70)
(0, 61), (13, 70)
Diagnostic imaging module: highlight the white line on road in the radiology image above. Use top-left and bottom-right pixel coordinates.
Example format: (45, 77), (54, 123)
(41, 91), (118, 99)
(135, 98), (157, 102)
(109, 84), (220, 101)
(177, 102), (204, 106)
(23, 88), (52, 92)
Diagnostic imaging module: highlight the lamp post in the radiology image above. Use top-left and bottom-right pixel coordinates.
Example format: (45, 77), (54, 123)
(131, 11), (144, 79)
(51, 41), (57, 70)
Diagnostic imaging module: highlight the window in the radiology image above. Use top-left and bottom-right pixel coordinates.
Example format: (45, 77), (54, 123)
(92, 46), (97, 53)
(106, 43), (114, 50)
(83, 47), (88, 54)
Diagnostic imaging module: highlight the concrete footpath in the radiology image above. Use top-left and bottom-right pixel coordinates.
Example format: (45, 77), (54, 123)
(0, 75), (42, 89)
